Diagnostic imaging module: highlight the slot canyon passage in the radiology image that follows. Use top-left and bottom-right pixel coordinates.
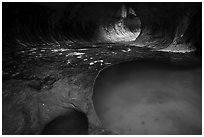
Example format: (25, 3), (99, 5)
(2, 2), (202, 135)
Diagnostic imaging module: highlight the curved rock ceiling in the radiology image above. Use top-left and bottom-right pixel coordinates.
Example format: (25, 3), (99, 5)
(3, 2), (201, 52)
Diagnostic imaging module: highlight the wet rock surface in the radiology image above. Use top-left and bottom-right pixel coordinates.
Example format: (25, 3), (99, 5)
(2, 42), (201, 134)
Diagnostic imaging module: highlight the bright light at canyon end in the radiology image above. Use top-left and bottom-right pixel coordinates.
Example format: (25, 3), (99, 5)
(100, 5), (141, 42)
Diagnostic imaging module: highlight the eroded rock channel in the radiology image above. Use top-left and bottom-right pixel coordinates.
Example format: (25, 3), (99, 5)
(2, 2), (202, 135)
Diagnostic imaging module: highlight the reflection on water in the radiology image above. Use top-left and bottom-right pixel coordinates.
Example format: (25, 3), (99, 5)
(92, 61), (201, 135)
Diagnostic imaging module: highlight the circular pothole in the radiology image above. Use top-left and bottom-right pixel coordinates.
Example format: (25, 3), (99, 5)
(92, 61), (201, 135)
(41, 108), (88, 135)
